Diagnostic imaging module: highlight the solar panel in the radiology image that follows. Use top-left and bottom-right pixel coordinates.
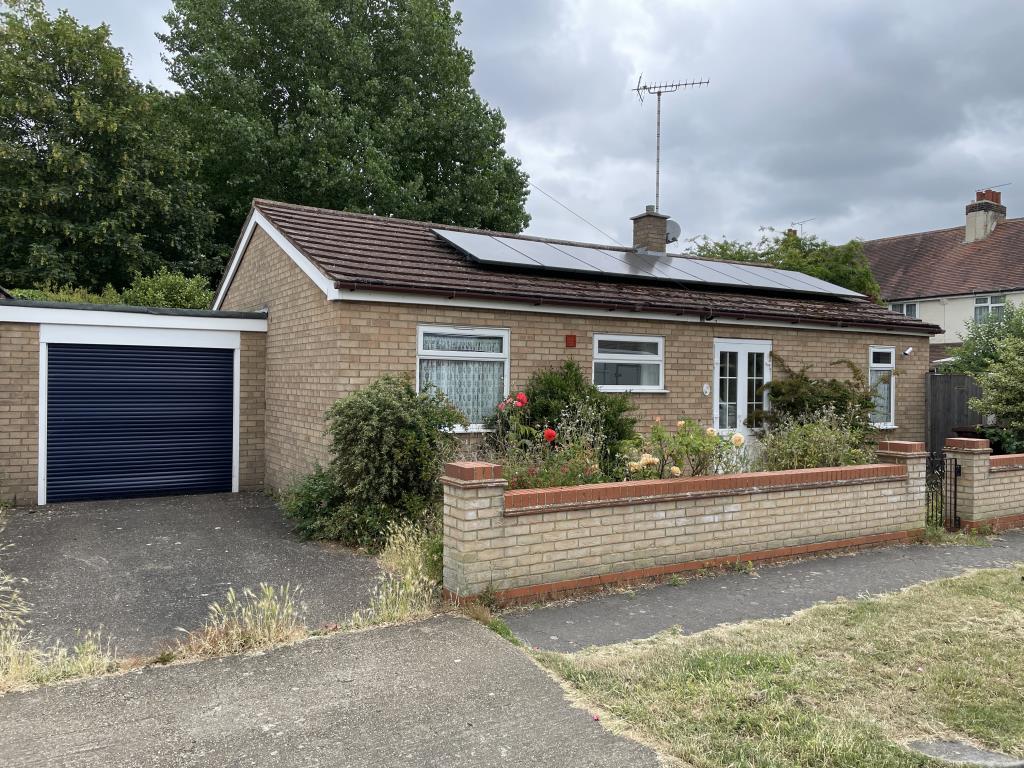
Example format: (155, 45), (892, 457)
(432, 229), (863, 298)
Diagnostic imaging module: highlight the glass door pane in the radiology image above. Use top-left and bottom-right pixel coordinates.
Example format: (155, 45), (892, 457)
(718, 350), (738, 429)
(746, 352), (765, 428)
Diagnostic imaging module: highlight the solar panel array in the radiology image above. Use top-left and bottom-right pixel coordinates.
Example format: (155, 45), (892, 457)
(433, 229), (863, 298)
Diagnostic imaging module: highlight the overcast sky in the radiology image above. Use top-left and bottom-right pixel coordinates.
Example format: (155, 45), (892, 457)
(50, 0), (1024, 248)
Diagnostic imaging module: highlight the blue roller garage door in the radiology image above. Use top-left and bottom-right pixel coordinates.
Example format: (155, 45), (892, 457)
(46, 344), (234, 502)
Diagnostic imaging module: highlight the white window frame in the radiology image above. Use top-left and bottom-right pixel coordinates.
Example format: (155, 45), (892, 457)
(416, 324), (510, 432)
(592, 333), (665, 393)
(712, 338), (772, 436)
(868, 345), (897, 429)
(889, 302), (918, 319)
(974, 294), (1006, 323)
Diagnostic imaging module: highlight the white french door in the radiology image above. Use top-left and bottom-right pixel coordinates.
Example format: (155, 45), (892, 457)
(713, 339), (772, 438)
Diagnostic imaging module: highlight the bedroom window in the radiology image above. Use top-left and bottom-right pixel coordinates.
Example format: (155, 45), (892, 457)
(417, 326), (509, 429)
(592, 334), (664, 392)
(868, 346), (896, 428)
(889, 302), (918, 319)
(974, 295), (1005, 323)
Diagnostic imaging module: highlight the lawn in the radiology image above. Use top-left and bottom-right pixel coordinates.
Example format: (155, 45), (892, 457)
(537, 568), (1024, 768)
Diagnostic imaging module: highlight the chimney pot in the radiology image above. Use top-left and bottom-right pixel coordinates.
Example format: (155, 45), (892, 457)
(630, 205), (670, 253)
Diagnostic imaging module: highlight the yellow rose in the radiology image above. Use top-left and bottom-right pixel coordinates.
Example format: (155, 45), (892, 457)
(627, 461), (641, 473)
(676, 420), (686, 428)
(731, 432), (746, 447)
(670, 465), (682, 477)
(706, 427), (717, 437)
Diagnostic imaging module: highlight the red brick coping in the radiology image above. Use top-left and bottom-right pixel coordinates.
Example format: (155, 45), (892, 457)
(501, 464), (907, 516)
(445, 529), (924, 606)
(944, 437), (991, 451)
(990, 453), (1024, 470)
(876, 440), (926, 454)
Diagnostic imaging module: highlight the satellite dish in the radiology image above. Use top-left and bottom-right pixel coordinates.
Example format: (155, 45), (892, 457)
(665, 219), (682, 244)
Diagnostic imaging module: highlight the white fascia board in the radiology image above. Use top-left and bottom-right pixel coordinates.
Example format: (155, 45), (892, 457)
(213, 208), (338, 309)
(40, 324), (241, 349)
(0, 303), (266, 332)
(330, 289), (934, 337)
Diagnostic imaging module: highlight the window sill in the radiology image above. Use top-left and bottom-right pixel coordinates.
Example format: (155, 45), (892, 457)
(872, 424), (899, 431)
(453, 426), (494, 435)
(596, 388), (670, 394)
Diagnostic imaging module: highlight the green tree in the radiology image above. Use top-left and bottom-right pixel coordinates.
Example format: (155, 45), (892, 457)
(0, 1), (217, 291)
(943, 302), (1024, 375)
(159, 0), (530, 265)
(688, 230), (882, 301)
(970, 336), (1024, 431)
(120, 268), (214, 309)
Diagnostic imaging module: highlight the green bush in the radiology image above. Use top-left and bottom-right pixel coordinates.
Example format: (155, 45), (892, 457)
(120, 268), (214, 309)
(282, 377), (465, 549)
(970, 336), (1024, 455)
(944, 301), (1024, 375)
(489, 360), (636, 474)
(623, 419), (750, 479)
(758, 356), (874, 432)
(11, 283), (121, 304)
(756, 407), (876, 471)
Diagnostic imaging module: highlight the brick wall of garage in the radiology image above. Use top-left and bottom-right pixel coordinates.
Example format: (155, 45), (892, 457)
(221, 228), (931, 492)
(239, 331), (266, 490)
(0, 322), (39, 506)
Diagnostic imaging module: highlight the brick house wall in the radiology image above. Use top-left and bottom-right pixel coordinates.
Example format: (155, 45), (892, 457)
(0, 322), (39, 505)
(239, 331), (266, 490)
(221, 229), (931, 491)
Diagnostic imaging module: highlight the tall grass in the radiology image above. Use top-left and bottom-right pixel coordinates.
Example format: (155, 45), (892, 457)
(175, 584), (306, 657)
(349, 522), (440, 628)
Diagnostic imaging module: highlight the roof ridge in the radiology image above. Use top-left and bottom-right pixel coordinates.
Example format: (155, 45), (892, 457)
(863, 216), (1024, 244)
(252, 198), (634, 253)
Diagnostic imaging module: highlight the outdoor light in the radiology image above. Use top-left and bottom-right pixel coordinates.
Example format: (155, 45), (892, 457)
(903, 347), (913, 356)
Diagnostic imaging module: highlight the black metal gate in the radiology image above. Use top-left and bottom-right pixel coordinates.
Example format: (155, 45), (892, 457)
(926, 456), (960, 531)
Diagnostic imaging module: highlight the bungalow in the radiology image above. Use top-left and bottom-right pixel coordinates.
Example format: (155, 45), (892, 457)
(214, 199), (939, 492)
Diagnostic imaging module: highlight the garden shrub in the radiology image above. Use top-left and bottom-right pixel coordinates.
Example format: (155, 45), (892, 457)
(623, 419), (750, 479)
(119, 267), (214, 309)
(756, 406), (876, 471)
(758, 356), (874, 432)
(970, 336), (1024, 453)
(488, 360), (636, 474)
(282, 376), (465, 548)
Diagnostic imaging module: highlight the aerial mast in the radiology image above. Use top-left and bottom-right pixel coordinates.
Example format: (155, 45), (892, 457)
(632, 76), (709, 211)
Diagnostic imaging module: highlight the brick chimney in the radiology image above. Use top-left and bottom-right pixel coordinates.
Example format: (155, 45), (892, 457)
(965, 189), (1006, 243)
(631, 205), (670, 253)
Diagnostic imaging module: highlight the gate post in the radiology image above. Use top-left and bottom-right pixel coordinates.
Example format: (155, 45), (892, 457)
(942, 437), (991, 528)
(876, 441), (928, 513)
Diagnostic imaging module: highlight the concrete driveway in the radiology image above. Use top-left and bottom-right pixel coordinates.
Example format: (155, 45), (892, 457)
(1, 493), (379, 656)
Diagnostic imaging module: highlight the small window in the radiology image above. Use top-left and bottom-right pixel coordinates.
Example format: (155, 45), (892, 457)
(593, 334), (664, 392)
(868, 345), (896, 428)
(974, 295), (1006, 323)
(417, 326), (509, 429)
(890, 302), (918, 319)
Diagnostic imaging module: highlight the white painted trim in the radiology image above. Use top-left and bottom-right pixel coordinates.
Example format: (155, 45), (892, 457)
(592, 333), (665, 392)
(869, 344), (897, 429)
(40, 324), (241, 349)
(416, 324), (511, 430)
(36, 326), (242, 505)
(0, 303), (266, 332)
(330, 288), (933, 337)
(712, 338), (773, 436)
(232, 347), (241, 493)
(213, 208), (336, 309)
(37, 341), (48, 505)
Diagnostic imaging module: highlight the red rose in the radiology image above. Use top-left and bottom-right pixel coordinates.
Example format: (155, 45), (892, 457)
(543, 428), (557, 443)
(513, 401), (524, 408)
(515, 392), (528, 404)
(498, 402), (506, 411)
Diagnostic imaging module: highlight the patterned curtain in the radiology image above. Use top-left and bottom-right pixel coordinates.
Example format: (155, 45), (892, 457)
(869, 369), (892, 423)
(422, 333), (503, 354)
(420, 359), (505, 424)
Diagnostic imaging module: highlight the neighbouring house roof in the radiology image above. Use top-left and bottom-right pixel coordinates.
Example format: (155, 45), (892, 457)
(863, 218), (1024, 302)
(0, 286), (11, 299)
(224, 199), (940, 335)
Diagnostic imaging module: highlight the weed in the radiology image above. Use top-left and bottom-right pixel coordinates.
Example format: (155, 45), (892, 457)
(477, 584), (499, 611)
(460, 601), (520, 645)
(175, 584), (306, 657)
(350, 522), (440, 628)
(667, 574), (683, 587)
(728, 559), (756, 575)
(924, 523), (992, 547)
(378, 521), (443, 584)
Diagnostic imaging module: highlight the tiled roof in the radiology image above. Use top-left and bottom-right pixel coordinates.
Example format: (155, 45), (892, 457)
(863, 218), (1024, 301)
(248, 199), (939, 334)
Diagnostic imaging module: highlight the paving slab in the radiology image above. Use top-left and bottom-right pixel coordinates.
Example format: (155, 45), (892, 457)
(1, 493), (379, 656)
(506, 530), (1024, 651)
(0, 615), (660, 768)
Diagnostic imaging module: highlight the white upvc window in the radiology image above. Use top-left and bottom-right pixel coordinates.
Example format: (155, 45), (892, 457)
(416, 325), (510, 430)
(974, 294), (1006, 323)
(713, 339), (772, 437)
(868, 345), (896, 428)
(889, 302), (918, 319)
(592, 334), (665, 392)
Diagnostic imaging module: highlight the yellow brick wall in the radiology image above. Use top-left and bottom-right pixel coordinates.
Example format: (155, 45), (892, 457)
(950, 448), (1024, 525)
(0, 322), (39, 506)
(221, 226), (931, 490)
(239, 331), (266, 490)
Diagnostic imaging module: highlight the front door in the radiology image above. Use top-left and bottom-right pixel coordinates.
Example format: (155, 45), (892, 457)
(713, 339), (772, 438)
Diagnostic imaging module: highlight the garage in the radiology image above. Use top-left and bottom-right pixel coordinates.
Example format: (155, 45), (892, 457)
(45, 343), (234, 502)
(0, 301), (267, 507)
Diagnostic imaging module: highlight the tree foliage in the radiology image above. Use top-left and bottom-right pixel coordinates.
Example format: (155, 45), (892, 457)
(0, 0), (216, 291)
(159, 0), (530, 263)
(943, 302), (1024, 375)
(687, 230), (882, 302)
(970, 337), (1024, 433)
(10, 269), (214, 309)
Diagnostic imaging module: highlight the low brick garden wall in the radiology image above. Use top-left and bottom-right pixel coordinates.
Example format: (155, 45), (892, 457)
(442, 441), (928, 604)
(944, 438), (1024, 531)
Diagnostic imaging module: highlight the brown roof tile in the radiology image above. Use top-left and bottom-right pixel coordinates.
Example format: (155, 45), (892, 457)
(249, 199), (939, 334)
(863, 218), (1024, 301)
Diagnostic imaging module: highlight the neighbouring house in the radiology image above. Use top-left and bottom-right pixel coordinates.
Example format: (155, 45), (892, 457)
(0, 200), (940, 506)
(213, 199), (938, 493)
(864, 189), (1024, 366)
